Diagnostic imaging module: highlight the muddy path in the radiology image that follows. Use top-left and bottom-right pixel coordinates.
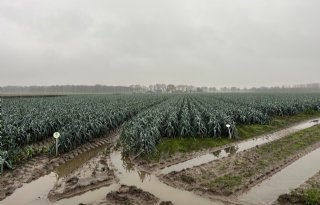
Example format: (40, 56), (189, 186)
(276, 170), (320, 205)
(2, 119), (320, 205)
(156, 118), (320, 175)
(107, 149), (226, 205)
(0, 129), (120, 201)
(1, 141), (224, 205)
(48, 152), (116, 201)
(241, 149), (320, 205)
(159, 124), (320, 205)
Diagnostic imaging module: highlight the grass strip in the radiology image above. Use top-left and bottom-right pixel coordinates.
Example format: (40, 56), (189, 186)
(167, 124), (320, 196)
(150, 111), (320, 161)
(278, 171), (320, 205)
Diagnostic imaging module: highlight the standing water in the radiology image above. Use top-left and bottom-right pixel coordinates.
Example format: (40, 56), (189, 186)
(160, 118), (320, 174)
(109, 150), (225, 205)
(1, 119), (320, 205)
(239, 147), (320, 205)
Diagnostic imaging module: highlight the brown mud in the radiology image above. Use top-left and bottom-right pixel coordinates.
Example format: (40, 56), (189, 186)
(135, 118), (320, 174)
(160, 129), (320, 204)
(0, 129), (120, 201)
(84, 185), (173, 205)
(48, 155), (116, 201)
(2, 119), (320, 205)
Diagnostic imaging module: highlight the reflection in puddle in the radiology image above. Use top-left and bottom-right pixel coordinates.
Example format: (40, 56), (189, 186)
(224, 145), (239, 155)
(1, 144), (113, 205)
(117, 152), (152, 183)
(212, 150), (222, 157)
(121, 154), (136, 172)
(137, 170), (152, 182)
(55, 145), (108, 180)
(2, 118), (320, 205)
(240, 147), (320, 205)
(161, 118), (320, 174)
(110, 150), (225, 205)
(1, 146), (222, 205)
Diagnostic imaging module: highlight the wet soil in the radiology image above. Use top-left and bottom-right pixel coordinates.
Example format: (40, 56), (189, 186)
(0, 129), (119, 202)
(48, 155), (116, 201)
(276, 171), (320, 205)
(84, 185), (173, 205)
(135, 118), (320, 174)
(160, 125), (320, 204)
(2, 120), (320, 205)
(240, 146), (320, 205)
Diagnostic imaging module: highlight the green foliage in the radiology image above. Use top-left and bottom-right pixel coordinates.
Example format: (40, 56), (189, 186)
(237, 110), (320, 139)
(207, 174), (242, 195)
(304, 188), (320, 205)
(0, 95), (169, 167)
(1, 93), (320, 168)
(122, 93), (320, 155)
(147, 137), (232, 161)
(288, 188), (320, 205)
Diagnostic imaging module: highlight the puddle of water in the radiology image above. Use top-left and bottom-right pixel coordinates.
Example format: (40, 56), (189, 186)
(0, 173), (56, 205)
(0, 144), (112, 205)
(2, 119), (319, 205)
(239, 147), (320, 205)
(110, 151), (225, 205)
(160, 118), (320, 174)
(53, 183), (119, 205)
(55, 145), (107, 179)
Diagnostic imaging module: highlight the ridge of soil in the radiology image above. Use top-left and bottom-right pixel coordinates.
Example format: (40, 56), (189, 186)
(83, 185), (174, 205)
(134, 118), (320, 173)
(159, 125), (320, 205)
(48, 155), (116, 201)
(0, 129), (120, 201)
(276, 171), (320, 205)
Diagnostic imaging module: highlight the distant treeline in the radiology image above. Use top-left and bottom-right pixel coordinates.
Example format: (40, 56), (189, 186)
(221, 83), (320, 93)
(0, 85), (136, 96)
(0, 83), (320, 96)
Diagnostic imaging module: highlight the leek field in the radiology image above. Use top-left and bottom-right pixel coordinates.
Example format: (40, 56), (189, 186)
(1, 93), (320, 168)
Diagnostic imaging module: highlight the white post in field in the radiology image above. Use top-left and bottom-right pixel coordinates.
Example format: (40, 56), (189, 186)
(226, 124), (231, 139)
(53, 132), (60, 156)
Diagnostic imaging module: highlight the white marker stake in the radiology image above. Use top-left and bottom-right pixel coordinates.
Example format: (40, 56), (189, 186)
(0, 156), (4, 175)
(53, 132), (60, 156)
(226, 124), (231, 139)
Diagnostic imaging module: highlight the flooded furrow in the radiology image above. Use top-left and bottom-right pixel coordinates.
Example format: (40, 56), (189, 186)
(160, 118), (320, 175)
(0, 143), (114, 205)
(0, 173), (56, 205)
(239, 146), (320, 205)
(55, 144), (108, 179)
(2, 119), (320, 205)
(0, 172), (120, 205)
(109, 150), (225, 205)
(1, 148), (225, 205)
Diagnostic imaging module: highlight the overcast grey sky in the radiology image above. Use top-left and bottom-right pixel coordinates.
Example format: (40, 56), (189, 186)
(0, 0), (319, 87)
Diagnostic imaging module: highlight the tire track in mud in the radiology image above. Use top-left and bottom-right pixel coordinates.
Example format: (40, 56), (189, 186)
(0, 129), (120, 201)
(159, 124), (320, 205)
(48, 118), (320, 205)
(157, 118), (320, 175)
(2, 119), (320, 205)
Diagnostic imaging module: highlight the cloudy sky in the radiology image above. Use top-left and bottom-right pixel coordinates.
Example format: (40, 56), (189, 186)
(0, 0), (319, 88)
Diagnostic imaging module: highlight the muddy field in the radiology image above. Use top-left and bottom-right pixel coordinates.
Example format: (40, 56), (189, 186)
(160, 125), (320, 204)
(0, 130), (119, 201)
(2, 121), (320, 205)
(48, 154), (116, 201)
(136, 119), (320, 174)
(85, 185), (174, 205)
